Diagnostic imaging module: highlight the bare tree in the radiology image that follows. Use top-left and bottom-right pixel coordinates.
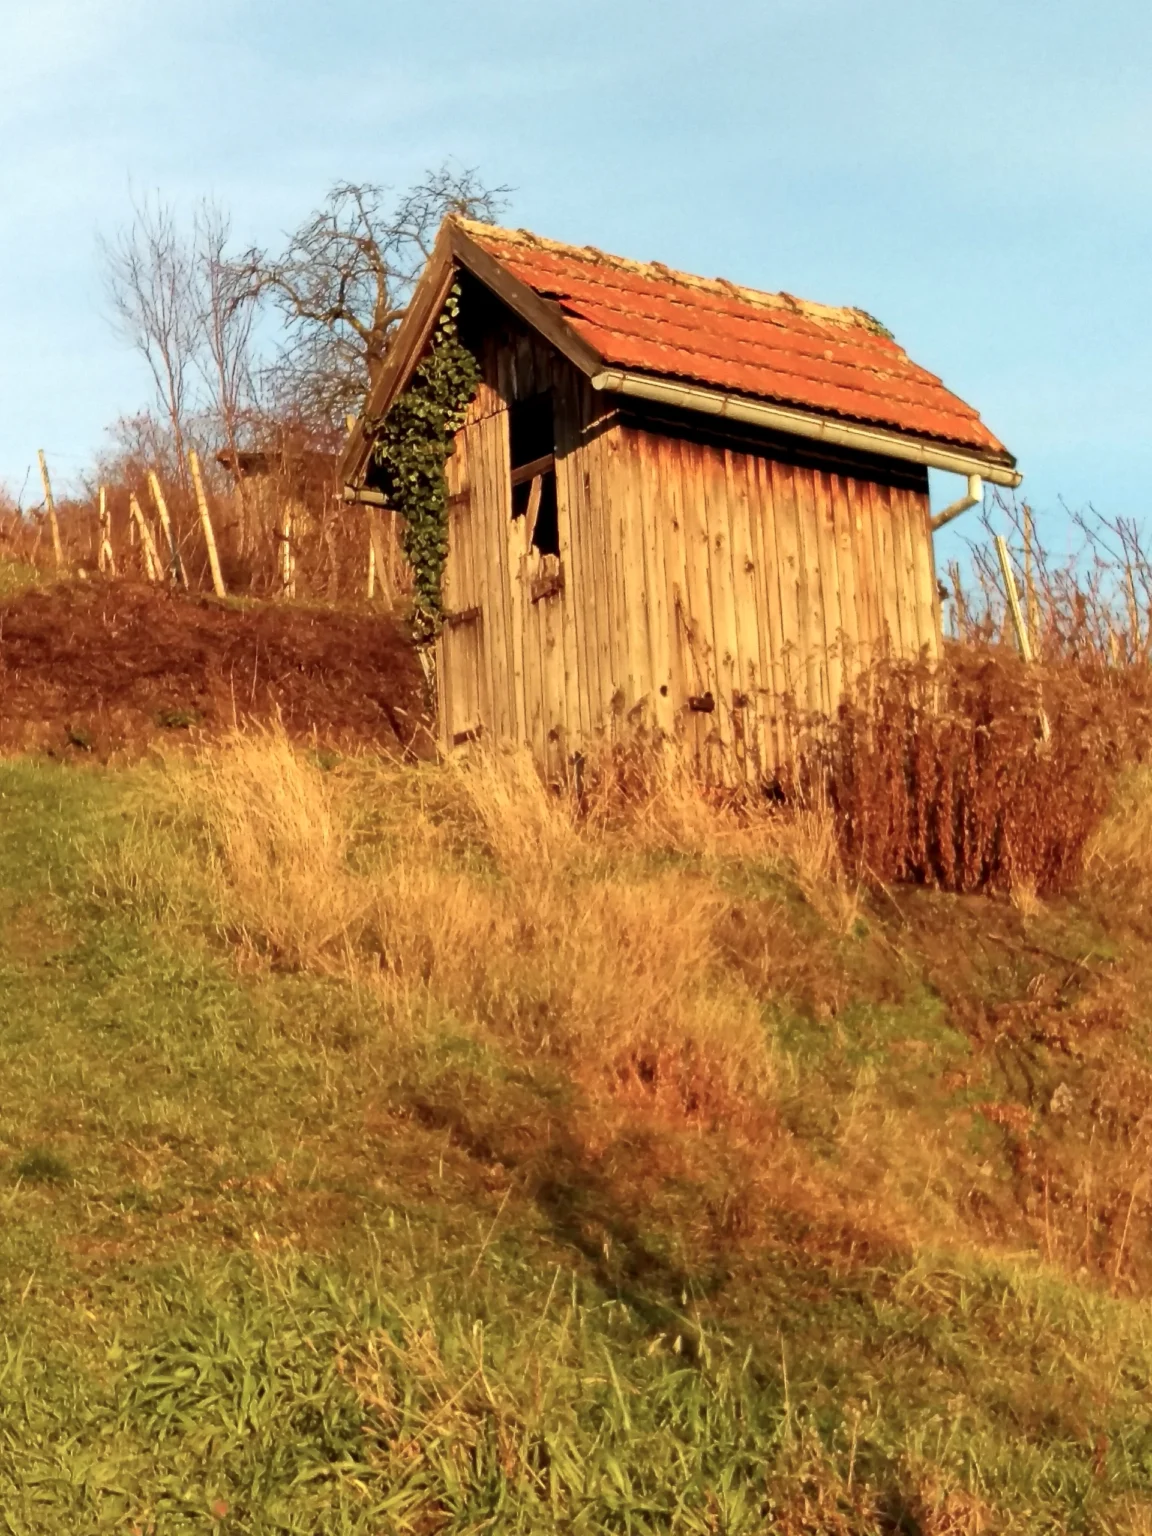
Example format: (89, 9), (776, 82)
(100, 195), (201, 487)
(253, 164), (508, 431)
(193, 201), (260, 547)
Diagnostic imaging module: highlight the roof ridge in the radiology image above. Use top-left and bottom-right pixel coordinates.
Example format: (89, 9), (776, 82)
(452, 217), (881, 335)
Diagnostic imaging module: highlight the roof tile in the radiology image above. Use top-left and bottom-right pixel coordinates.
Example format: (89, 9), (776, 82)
(458, 221), (1009, 458)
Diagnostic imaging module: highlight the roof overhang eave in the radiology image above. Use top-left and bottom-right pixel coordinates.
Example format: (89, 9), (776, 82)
(590, 368), (1022, 488)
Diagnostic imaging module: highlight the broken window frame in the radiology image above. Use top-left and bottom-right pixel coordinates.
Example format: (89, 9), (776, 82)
(508, 392), (560, 562)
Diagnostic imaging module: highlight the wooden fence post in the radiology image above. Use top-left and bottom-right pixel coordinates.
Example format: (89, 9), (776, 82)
(147, 471), (187, 587)
(97, 486), (116, 575)
(129, 493), (161, 582)
(366, 508), (391, 605)
(996, 532), (1050, 742)
(996, 534), (1032, 664)
(279, 502), (296, 599)
(188, 450), (227, 597)
(36, 451), (63, 571)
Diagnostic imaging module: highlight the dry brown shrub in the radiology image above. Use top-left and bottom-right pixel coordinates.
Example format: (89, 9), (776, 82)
(791, 651), (1148, 896)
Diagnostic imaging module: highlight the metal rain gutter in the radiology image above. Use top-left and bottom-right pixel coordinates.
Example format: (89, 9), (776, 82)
(589, 368), (1023, 489)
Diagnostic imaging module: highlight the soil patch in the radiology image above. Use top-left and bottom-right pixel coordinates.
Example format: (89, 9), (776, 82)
(0, 581), (428, 758)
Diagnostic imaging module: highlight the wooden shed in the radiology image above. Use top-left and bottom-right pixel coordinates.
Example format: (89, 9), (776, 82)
(340, 218), (1020, 780)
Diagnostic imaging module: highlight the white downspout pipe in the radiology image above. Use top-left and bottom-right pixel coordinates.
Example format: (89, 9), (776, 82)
(930, 472), (983, 532)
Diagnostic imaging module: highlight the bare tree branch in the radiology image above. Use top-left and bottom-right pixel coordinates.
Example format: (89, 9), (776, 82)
(251, 164), (508, 432)
(99, 195), (202, 487)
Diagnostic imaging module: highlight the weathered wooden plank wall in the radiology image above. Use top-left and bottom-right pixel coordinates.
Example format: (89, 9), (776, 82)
(574, 421), (940, 781)
(437, 301), (941, 781)
(439, 321), (593, 776)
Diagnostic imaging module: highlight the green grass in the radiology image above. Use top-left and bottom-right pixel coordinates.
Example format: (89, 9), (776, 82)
(1, 758), (1152, 1532)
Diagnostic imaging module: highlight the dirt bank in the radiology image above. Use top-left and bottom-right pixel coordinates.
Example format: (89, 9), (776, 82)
(0, 581), (427, 759)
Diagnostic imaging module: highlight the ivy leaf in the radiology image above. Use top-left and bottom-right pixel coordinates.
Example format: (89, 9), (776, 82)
(372, 283), (480, 644)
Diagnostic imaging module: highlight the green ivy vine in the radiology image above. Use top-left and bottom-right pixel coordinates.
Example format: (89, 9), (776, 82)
(371, 284), (480, 643)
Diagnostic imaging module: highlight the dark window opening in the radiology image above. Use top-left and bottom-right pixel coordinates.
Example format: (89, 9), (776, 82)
(509, 392), (554, 468)
(509, 390), (560, 558)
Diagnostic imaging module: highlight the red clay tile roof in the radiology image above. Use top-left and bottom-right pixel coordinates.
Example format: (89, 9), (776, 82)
(457, 220), (1009, 459)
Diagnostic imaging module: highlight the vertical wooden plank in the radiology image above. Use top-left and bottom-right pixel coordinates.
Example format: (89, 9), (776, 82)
(789, 466), (829, 714)
(543, 590), (567, 773)
(441, 497), (459, 620)
(705, 448), (740, 778)
(595, 425), (630, 731)
(634, 432), (675, 738)
(829, 474), (861, 695)
(746, 452), (780, 772)
(608, 426), (648, 721)
(906, 487), (941, 660)
(529, 563), (548, 765)
(869, 480), (906, 659)
(464, 421), (496, 734)
(583, 427), (616, 738)
(560, 429), (594, 743)
(435, 630), (450, 754)
(658, 436), (700, 765)
(507, 457), (530, 749)
(552, 371), (584, 751)
(725, 449), (762, 779)
(482, 410), (517, 743)
(747, 453), (786, 771)
(889, 481), (923, 656)
(807, 469), (842, 708)
(680, 438), (722, 777)
(767, 459), (808, 713)
(462, 427), (497, 739)
(846, 475), (879, 674)
(466, 620), (482, 732)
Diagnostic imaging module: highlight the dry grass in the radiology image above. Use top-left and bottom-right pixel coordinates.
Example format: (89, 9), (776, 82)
(161, 730), (814, 1131)
(111, 725), (1152, 1291)
(46, 733), (1152, 1527)
(1085, 765), (1152, 913)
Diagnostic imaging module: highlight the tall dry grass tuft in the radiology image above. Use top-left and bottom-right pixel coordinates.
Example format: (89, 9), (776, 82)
(790, 651), (1141, 897)
(169, 730), (779, 1130)
(176, 727), (367, 967)
(1085, 766), (1152, 916)
(444, 746), (581, 873)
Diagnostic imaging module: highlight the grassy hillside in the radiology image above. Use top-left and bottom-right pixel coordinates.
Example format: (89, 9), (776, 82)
(2, 740), (1152, 1533)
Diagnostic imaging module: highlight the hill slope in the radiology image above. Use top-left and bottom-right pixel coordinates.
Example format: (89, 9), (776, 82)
(1, 742), (1152, 1533)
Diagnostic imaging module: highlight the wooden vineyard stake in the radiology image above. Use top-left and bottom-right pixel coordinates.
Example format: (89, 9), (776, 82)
(129, 493), (161, 581)
(97, 485), (116, 575)
(996, 532), (1050, 742)
(147, 470), (187, 587)
(995, 534), (1032, 664)
(188, 449), (227, 597)
(366, 508), (390, 605)
(279, 503), (295, 598)
(37, 450), (63, 570)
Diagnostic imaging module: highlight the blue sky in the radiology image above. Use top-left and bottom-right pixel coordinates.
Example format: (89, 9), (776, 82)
(2, 0), (1148, 560)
